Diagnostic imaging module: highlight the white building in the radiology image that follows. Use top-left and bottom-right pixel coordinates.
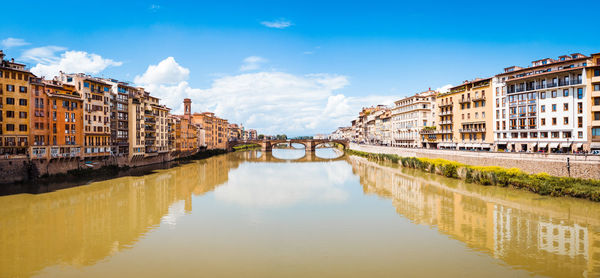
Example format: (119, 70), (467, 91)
(493, 53), (589, 152)
(391, 89), (437, 147)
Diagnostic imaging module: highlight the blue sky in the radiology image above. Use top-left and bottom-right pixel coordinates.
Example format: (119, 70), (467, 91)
(2, 0), (600, 135)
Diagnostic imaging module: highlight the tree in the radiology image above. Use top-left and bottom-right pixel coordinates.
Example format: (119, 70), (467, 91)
(258, 134), (264, 140)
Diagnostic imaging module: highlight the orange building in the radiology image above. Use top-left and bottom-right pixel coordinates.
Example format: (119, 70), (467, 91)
(191, 111), (228, 150)
(29, 78), (83, 159)
(0, 50), (35, 156)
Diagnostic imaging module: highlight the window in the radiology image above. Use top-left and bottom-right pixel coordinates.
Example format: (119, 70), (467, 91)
(6, 111), (14, 118)
(578, 116), (583, 128)
(541, 118), (546, 125)
(594, 84), (600, 91)
(552, 117), (557, 125)
(563, 89), (569, 97)
(552, 104), (557, 112)
(578, 131), (583, 138)
(84, 82), (90, 88)
(540, 92), (546, 99)
(6, 85), (14, 92)
(595, 112), (600, 121)
(551, 131), (559, 138)
(595, 98), (600, 106)
(19, 112), (26, 118)
(6, 98), (14, 105)
(595, 69), (600, 77)
(563, 131), (571, 138)
(19, 99), (27, 106)
(552, 91), (557, 98)
(563, 117), (569, 125)
(6, 124), (14, 131)
(541, 105), (545, 112)
(577, 88), (583, 99)
(578, 102), (583, 113)
(19, 124), (27, 132)
(19, 86), (27, 93)
(564, 103), (568, 111)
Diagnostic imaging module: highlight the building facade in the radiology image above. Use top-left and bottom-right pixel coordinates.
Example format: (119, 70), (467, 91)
(391, 89), (436, 148)
(0, 50), (34, 156)
(61, 73), (111, 158)
(493, 54), (589, 152)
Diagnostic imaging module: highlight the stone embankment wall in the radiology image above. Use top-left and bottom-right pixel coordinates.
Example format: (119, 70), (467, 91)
(349, 143), (600, 180)
(0, 152), (198, 184)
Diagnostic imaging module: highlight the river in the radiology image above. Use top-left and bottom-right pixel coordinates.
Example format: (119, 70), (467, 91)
(1, 148), (599, 277)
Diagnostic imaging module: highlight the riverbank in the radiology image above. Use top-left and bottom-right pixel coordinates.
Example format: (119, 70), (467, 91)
(349, 143), (600, 179)
(346, 148), (600, 202)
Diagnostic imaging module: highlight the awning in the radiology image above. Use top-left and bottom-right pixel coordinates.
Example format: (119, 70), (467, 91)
(549, 143), (559, 148)
(465, 143), (473, 148)
(574, 143), (583, 149)
(560, 142), (572, 148)
(531, 142), (538, 147)
(457, 143), (464, 148)
(481, 144), (491, 148)
(472, 144), (482, 148)
(538, 142), (548, 148)
(591, 143), (600, 149)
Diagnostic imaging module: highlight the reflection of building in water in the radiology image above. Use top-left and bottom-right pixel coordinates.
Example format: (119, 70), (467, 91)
(349, 156), (600, 277)
(0, 154), (243, 278)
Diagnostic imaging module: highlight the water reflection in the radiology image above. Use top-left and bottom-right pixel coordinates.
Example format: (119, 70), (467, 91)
(0, 149), (599, 277)
(349, 156), (600, 277)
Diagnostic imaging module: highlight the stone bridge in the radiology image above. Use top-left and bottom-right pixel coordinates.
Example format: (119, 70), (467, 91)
(232, 150), (346, 163)
(227, 139), (349, 152)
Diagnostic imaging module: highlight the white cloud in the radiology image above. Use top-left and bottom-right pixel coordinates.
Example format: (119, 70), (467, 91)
(239, 56), (267, 71)
(436, 84), (452, 93)
(134, 57), (189, 85)
(29, 50), (122, 78)
(1, 37), (29, 48)
(21, 46), (67, 64)
(260, 19), (292, 29)
(149, 4), (160, 11)
(135, 57), (394, 135)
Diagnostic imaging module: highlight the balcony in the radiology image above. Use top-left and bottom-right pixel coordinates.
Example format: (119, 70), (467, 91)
(472, 95), (486, 101)
(439, 102), (453, 108)
(419, 129), (436, 134)
(458, 98), (471, 104)
(459, 128), (486, 133)
(440, 111), (453, 116)
(547, 82), (558, 88)
(440, 120), (452, 125)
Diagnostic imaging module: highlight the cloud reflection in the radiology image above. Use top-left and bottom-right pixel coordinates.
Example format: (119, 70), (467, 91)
(213, 162), (351, 208)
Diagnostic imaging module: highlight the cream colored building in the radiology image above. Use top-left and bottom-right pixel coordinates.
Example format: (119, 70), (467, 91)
(391, 89), (437, 148)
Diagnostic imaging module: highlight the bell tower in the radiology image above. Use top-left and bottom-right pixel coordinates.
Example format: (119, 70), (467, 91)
(183, 98), (192, 122)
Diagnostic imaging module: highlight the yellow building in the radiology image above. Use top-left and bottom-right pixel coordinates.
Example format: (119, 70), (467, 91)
(588, 53), (600, 151)
(0, 50), (35, 156)
(189, 102), (228, 150)
(435, 78), (493, 150)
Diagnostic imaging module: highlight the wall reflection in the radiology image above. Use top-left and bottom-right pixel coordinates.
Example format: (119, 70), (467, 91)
(348, 156), (600, 278)
(0, 153), (241, 278)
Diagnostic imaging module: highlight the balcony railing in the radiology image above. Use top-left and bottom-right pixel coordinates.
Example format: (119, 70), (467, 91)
(458, 98), (471, 104)
(459, 128), (486, 133)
